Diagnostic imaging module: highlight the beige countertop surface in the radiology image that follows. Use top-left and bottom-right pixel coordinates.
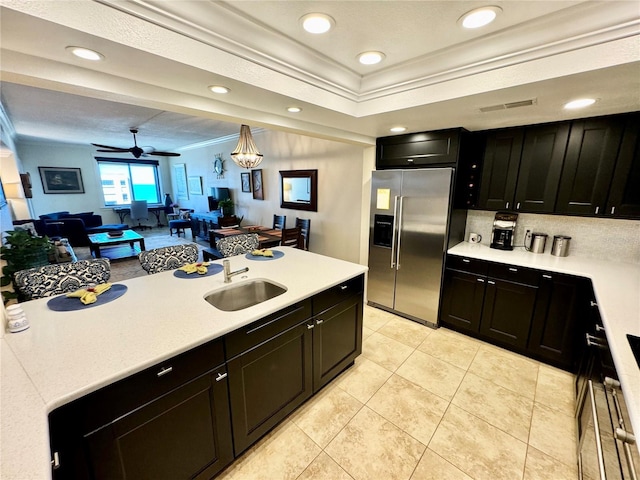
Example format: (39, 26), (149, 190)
(448, 242), (640, 453)
(1, 248), (367, 480)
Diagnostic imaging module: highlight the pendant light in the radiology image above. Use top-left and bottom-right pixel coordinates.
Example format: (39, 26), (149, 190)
(230, 125), (263, 169)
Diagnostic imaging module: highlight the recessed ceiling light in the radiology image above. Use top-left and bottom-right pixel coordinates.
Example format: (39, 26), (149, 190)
(300, 13), (335, 34)
(390, 126), (407, 133)
(66, 46), (104, 61)
(287, 107), (302, 113)
(564, 98), (597, 109)
(459, 6), (501, 29)
(358, 51), (385, 65)
(209, 85), (230, 94)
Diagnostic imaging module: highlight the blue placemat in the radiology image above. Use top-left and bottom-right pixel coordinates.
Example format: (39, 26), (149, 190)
(173, 263), (223, 278)
(47, 284), (128, 311)
(245, 250), (285, 261)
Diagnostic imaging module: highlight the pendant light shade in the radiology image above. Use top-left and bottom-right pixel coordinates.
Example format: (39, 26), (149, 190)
(231, 125), (263, 169)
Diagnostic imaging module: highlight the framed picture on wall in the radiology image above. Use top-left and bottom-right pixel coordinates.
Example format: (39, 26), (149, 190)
(38, 167), (85, 194)
(188, 176), (203, 195)
(241, 172), (251, 192)
(251, 169), (263, 200)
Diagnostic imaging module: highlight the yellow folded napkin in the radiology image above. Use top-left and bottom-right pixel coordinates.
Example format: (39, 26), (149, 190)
(66, 283), (112, 305)
(178, 262), (210, 275)
(251, 249), (274, 257)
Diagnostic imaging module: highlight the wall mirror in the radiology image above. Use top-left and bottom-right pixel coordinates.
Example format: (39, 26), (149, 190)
(280, 169), (317, 211)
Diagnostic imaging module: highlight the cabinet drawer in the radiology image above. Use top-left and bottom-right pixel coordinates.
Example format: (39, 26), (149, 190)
(224, 299), (312, 359)
(488, 263), (539, 286)
(312, 274), (364, 315)
(446, 255), (488, 276)
(51, 338), (225, 435)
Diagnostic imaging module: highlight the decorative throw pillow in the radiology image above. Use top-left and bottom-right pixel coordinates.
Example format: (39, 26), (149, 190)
(180, 211), (191, 220)
(13, 222), (38, 236)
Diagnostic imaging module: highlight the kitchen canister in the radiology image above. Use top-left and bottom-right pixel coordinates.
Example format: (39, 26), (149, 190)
(5, 304), (30, 333)
(551, 235), (571, 257)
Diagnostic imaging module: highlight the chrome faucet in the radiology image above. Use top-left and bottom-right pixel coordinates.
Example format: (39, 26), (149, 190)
(223, 259), (249, 283)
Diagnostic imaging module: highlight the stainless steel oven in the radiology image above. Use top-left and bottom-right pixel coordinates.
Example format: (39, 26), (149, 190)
(575, 300), (638, 480)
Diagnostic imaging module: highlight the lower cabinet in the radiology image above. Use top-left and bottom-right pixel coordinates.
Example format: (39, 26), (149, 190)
(440, 256), (585, 370)
(50, 274), (365, 479)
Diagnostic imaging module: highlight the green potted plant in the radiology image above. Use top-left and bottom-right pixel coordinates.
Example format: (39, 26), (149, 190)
(218, 198), (234, 216)
(1, 230), (54, 304)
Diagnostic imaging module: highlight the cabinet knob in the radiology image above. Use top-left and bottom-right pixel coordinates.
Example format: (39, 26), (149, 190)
(542, 274), (552, 279)
(615, 428), (636, 445)
(340, 285), (348, 291)
(611, 206), (616, 214)
(477, 278), (485, 282)
(316, 319), (324, 325)
(595, 206), (600, 214)
(407, 158), (414, 163)
(307, 323), (315, 330)
(462, 258), (471, 263)
(156, 366), (173, 377)
(516, 202), (521, 210)
(215, 372), (228, 382)
(590, 300), (598, 307)
(508, 267), (518, 272)
(51, 452), (60, 470)
(487, 280), (496, 285)
(505, 202), (510, 209)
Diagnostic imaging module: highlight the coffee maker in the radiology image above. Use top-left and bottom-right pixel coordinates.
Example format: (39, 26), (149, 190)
(490, 212), (518, 250)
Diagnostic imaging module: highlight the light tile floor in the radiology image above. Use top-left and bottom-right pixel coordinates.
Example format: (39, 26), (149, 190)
(217, 305), (578, 480)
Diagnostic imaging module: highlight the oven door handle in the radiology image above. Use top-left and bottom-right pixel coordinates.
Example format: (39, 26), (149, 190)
(587, 380), (608, 480)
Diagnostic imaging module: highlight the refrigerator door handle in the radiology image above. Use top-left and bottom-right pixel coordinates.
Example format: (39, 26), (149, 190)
(390, 195), (400, 269)
(396, 196), (404, 270)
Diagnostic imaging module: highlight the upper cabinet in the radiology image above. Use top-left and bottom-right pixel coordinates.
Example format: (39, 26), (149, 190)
(475, 112), (640, 219)
(477, 122), (570, 213)
(606, 113), (640, 218)
(376, 128), (464, 168)
(555, 117), (625, 215)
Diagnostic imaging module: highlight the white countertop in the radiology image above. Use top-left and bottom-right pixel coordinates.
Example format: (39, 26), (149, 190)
(448, 242), (640, 450)
(1, 248), (367, 479)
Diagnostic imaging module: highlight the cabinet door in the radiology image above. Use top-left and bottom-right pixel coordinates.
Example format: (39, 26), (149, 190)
(514, 123), (570, 213)
(479, 278), (538, 349)
(477, 128), (523, 211)
(376, 129), (461, 168)
(528, 273), (586, 370)
(312, 295), (363, 391)
(439, 269), (485, 334)
(227, 322), (313, 455)
(556, 117), (624, 215)
(83, 366), (233, 480)
(606, 114), (640, 218)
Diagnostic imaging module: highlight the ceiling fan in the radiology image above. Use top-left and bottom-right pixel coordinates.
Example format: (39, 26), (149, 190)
(92, 128), (181, 158)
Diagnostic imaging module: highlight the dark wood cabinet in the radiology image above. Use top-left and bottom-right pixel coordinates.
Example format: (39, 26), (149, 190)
(514, 122), (570, 213)
(477, 128), (523, 211)
(555, 117), (625, 215)
(440, 256), (586, 371)
(479, 264), (539, 349)
(606, 113), (640, 218)
(528, 272), (587, 370)
(49, 339), (233, 480)
(227, 320), (313, 455)
(376, 128), (465, 168)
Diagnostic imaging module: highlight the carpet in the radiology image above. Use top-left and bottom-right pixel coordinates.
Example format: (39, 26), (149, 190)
(74, 228), (209, 283)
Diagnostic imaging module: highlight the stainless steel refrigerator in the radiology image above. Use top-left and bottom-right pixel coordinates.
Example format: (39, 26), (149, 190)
(367, 168), (457, 326)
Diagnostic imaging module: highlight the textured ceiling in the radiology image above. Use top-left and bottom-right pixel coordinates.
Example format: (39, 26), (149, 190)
(0, 0), (638, 153)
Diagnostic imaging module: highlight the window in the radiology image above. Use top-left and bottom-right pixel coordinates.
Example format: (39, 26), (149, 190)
(96, 158), (161, 206)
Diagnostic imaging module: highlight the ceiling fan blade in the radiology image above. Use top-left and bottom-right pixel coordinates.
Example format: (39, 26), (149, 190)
(95, 148), (130, 153)
(91, 143), (126, 150)
(148, 151), (181, 157)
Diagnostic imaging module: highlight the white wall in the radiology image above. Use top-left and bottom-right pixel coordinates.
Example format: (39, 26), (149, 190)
(169, 129), (369, 263)
(16, 142), (173, 226)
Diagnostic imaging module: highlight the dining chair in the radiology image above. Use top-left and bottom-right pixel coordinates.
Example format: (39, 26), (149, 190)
(138, 244), (199, 274)
(218, 215), (244, 228)
(295, 217), (311, 250)
(272, 215), (286, 230)
(14, 258), (111, 301)
(216, 233), (260, 257)
(280, 227), (303, 249)
(130, 200), (152, 230)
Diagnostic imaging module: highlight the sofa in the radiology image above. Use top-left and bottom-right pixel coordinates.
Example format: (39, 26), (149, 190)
(14, 212), (128, 247)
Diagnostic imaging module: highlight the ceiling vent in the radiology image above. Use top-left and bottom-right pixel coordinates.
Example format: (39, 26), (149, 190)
(480, 98), (537, 113)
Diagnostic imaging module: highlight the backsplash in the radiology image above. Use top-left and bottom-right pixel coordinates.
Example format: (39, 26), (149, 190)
(464, 210), (640, 264)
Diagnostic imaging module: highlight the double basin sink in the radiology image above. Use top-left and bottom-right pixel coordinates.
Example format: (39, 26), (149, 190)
(205, 279), (287, 311)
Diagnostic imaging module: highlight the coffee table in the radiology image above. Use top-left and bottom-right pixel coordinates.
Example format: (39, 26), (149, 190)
(88, 230), (146, 260)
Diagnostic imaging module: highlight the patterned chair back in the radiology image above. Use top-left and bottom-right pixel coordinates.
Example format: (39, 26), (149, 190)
(216, 234), (260, 257)
(14, 258), (111, 300)
(138, 244), (199, 274)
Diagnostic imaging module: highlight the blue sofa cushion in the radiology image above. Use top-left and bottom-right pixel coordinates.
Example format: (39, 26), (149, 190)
(39, 211), (70, 221)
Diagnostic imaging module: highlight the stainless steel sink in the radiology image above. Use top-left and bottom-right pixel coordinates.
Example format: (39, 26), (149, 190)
(204, 279), (287, 311)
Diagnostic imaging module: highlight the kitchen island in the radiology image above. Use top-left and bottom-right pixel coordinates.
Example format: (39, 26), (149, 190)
(447, 242), (640, 458)
(1, 248), (367, 479)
